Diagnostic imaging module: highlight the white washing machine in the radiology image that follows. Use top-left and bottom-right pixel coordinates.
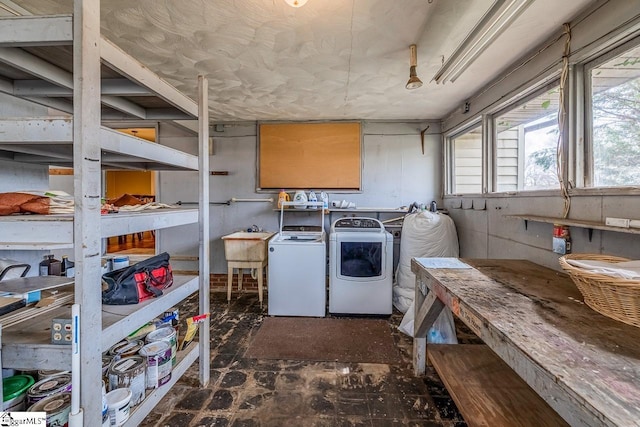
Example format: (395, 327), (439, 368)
(268, 201), (326, 317)
(329, 217), (393, 315)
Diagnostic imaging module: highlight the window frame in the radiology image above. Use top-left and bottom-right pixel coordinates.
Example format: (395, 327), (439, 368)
(583, 35), (640, 189)
(445, 118), (484, 196)
(489, 80), (562, 193)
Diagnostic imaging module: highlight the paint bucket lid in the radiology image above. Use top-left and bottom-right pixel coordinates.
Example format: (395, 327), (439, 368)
(28, 374), (72, 397)
(109, 340), (144, 357)
(28, 392), (71, 413)
(106, 387), (132, 408)
(3, 375), (34, 401)
(109, 356), (145, 375)
(146, 326), (175, 342)
(139, 340), (170, 357)
(38, 369), (69, 380)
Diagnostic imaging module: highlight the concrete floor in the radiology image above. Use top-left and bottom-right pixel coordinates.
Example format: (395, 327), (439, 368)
(139, 292), (470, 427)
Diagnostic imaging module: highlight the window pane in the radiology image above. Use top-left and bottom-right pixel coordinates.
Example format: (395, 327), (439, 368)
(452, 125), (482, 194)
(495, 88), (559, 192)
(591, 44), (640, 187)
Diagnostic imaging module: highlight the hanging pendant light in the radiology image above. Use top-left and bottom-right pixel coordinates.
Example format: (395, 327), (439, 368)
(406, 44), (423, 90)
(284, 0), (308, 7)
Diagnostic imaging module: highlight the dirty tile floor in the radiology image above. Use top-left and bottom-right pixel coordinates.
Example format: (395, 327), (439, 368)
(140, 292), (472, 427)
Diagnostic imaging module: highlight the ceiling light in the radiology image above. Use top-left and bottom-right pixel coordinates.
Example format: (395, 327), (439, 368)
(433, 0), (533, 84)
(406, 44), (423, 90)
(284, 0), (308, 7)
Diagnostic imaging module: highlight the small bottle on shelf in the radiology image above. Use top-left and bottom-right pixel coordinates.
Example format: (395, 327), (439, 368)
(61, 256), (75, 278)
(39, 254), (62, 276)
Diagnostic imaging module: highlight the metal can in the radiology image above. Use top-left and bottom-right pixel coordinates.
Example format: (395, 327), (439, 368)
(28, 392), (71, 426)
(108, 356), (146, 407)
(27, 373), (72, 405)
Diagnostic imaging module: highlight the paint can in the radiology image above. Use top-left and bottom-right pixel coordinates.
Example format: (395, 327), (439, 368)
(27, 373), (72, 405)
(112, 256), (130, 270)
(102, 380), (109, 427)
(103, 354), (115, 379)
(139, 341), (172, 389)
(108, 356), (146, 407)
(2, 374), (34, 411)
(27, 392), (71, 426)
(37, 369), (70, 381)
(146, 326), (177, 366)
(109, 340), (144, 358)
(106, 387), (132, 427)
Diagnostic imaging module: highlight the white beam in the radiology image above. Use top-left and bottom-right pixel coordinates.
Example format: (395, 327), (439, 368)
(100, 37), (198, 118)
(0, 15), (73, 47)
(101, 95), (146, 119)
(23, 96), (74, 114)
(0, 0), (31, 16)
(14, 80), (70, 96)
(100, 127), (198, 170)
(0, 76), (13, 93)
(101, 78), (152, 96)
(13, 78), (151, 97)
(0, 118), (73, 143)
(0, 46), (73, 88)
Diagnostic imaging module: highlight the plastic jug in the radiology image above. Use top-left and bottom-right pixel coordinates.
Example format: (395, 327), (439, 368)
(308, 191), (317, 209)
(277, 189), (290, 209)
(293, 190), (308, 209)
(320, 192), (329, 209)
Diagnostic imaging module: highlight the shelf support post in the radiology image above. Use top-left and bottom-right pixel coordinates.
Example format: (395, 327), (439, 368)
(73, 0), (103, 424)
(198, 75), (210, 387)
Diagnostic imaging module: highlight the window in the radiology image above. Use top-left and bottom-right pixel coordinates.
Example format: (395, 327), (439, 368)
(588, 42), (640, 187)
(450, 124), (483, 194)
(494, 86), (560, 192)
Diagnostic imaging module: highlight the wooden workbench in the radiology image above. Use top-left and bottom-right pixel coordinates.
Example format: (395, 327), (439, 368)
(411, 258), (640, 427)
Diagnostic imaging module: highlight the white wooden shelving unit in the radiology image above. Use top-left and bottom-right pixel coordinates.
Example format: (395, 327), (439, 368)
(0, 2), (210, 425)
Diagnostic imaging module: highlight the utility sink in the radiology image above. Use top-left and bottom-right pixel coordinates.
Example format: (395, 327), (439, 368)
(221, 232), (275, 262)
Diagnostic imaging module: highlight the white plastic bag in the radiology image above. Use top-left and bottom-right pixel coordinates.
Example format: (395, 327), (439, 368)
(393, 211), (459, 313)
(399, 299), (458, 344)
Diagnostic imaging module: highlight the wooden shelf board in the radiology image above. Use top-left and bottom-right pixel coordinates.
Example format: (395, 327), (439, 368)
(505, 214), (640, 235)
(428, 344), (568, 427)
(0, 242), (74, 250)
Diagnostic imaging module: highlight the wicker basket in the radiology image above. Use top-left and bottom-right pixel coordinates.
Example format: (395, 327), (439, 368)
(559, 253), (640, 328)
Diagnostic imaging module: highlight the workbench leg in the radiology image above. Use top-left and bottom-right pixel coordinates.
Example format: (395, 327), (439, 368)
(227, 266), (233, 303)
(413, 337), (426, 376)
(258, 266), (264, 308)
(413, 277), (445, 376)
(238, 268), (243, 291)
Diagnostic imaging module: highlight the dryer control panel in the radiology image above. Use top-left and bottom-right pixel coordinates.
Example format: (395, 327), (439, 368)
(331, 217), (384, 232)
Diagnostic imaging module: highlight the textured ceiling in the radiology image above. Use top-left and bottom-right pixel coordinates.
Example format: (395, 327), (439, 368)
(4, 0), (595, 122)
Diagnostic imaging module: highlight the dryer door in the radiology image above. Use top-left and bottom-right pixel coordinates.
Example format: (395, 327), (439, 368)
(334, 232), (387, 281)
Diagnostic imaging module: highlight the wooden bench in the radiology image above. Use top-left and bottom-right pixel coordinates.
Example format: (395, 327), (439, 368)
(428, 344), (568, 427)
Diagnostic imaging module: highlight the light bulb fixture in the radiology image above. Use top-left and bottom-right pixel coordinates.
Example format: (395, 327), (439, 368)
(406, 44), (423, 90)
(284, 0), (308, 7)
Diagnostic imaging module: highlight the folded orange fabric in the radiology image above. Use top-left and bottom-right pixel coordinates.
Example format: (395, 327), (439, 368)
(0, 192), (50, 215)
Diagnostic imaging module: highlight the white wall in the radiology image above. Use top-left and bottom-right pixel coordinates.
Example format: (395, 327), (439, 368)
(157, 120), (441, 274)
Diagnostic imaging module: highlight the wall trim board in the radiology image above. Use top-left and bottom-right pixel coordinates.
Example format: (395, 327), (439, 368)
(257, 121), (362, 190)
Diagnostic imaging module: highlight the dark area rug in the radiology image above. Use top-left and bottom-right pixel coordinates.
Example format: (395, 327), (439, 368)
(244, 317), (399, 363)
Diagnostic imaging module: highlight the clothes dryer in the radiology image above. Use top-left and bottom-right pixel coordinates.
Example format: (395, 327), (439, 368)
(329, 217), (393, 315)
